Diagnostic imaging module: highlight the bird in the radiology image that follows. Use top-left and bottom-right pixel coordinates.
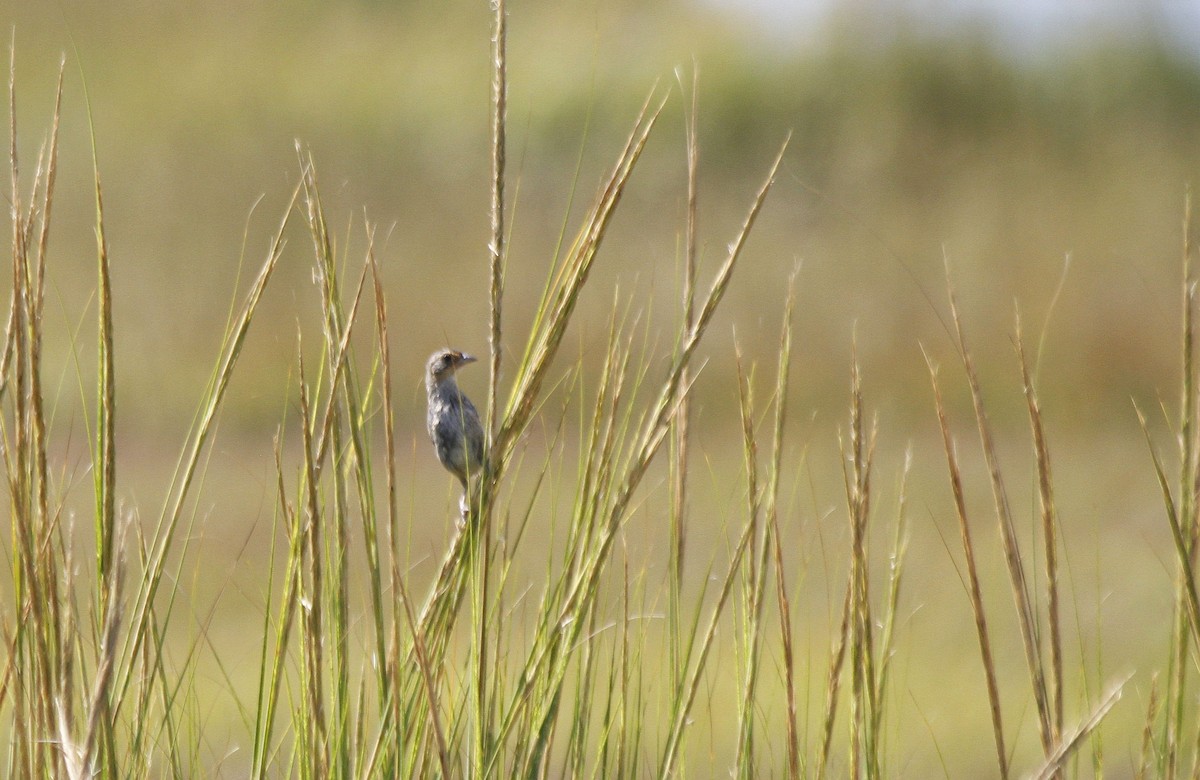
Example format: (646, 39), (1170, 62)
(425, 349), (486, 502)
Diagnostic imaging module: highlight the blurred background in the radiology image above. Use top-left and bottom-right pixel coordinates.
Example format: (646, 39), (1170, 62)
(6, 0), (1200, 774)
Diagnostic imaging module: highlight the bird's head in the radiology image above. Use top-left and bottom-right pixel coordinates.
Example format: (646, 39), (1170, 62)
(427, 349), (477, 389)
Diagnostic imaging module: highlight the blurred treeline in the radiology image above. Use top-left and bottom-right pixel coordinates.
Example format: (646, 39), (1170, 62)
(5, 0), (1200, 437)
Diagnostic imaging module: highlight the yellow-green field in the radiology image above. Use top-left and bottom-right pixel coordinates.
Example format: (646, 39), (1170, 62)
(3, 1), (1200, 777)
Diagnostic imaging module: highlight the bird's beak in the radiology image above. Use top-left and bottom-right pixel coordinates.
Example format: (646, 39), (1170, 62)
(459, 353), (478, 365)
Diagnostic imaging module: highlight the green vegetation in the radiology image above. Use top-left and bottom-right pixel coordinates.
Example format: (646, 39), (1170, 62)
(5, 1), (1200, 776)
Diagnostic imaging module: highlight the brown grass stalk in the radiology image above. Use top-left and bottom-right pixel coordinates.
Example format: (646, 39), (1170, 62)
(370, 253), (453, 777)
(944, 269), (1054, 756)
(4, 52), (71, 774)
(1015, 314), (1064, 747)
(488, 0), (506, 436)
(479, 0), (508, 766)
(926, 353), (1009, 780)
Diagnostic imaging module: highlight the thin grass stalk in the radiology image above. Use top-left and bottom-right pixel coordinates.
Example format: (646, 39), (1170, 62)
(1029, 677), (1128, 780)
(32, 64), (64, 317)
(352, 677), (369, 773)
(562, 306), (629, 591)
(1138, 675), (1161, 780)
(589, 638), (620, 780)
(516, 486), (616, 779)
(297, 351), (330, 778)
(0, 48), (19, 407)
(6, 51), (31, 763)
(615, 554), (630, 780)
(734, 331), (800, 777)
(250, 442), (304, 779)
(871, 452), (909, 749)
(5, 56), (61, 775)
(840, 354), (879, 779)
(815, 553), (853, 778)
(841, 357), (863, 776)
(8, 285), (51, 775)
(1015, 313), (1064, 755)
(563, 604), (603, 778)
(1168, 191), (1199, 779)
(533, 365), (617, 766)
(926, 354), (1009, 780)
(769, 271), (801, 779)
(1135, 405), (1200, 656)
(387, 561), (452, 778)
(75, 515), (125, 778)
(304, 272), (370, 483)
(298, 173), (357, 776)
(89, 82), (116, 621)
(478, 0), (507, 731)
(35, 115), (71, 769)
(125, 527), (192, 775)
(351, 229), (394, 702)
(1186, 188), (1199, 574)
(7, 44), (23, 458)
(668, 64), (700, 705)
(470, 502), (494, 778)
(733, 345), (766, 779)
(292, 209), (381, 758)
(57, 523), (79, 777)
(592, 557), (638, 780)
(89, 188), (119, 780)
(122, 529), (153, 767)
(56, 531), (117, 780)
(658, 486), (761, 779)
(30, 71), (63, 678)
(944, 269), (1054, 756)
(367, 249), (446, 778)
(0, 617), (31, 775)
(488, 0), (506, 436)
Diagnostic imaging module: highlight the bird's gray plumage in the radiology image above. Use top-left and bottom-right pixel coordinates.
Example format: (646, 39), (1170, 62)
(426, 349), (486, 491)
